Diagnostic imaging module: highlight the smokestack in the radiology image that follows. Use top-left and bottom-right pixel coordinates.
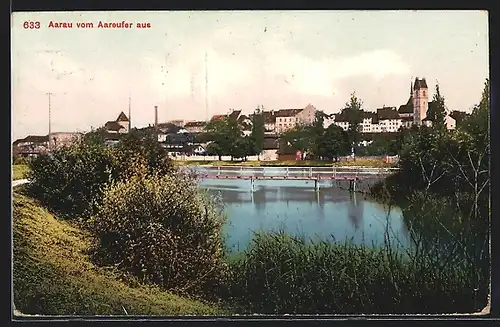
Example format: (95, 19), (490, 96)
(154, 105), (158, 128)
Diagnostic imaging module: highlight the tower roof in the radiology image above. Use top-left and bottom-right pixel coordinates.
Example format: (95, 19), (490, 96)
(414, 78), (428, 90)
(116, 111), (129, 122)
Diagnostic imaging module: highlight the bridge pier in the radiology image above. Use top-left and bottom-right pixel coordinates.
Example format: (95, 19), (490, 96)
(250, 177), (255, 192)
(314, 178), (320, 192)
(348, 179), (357, 193)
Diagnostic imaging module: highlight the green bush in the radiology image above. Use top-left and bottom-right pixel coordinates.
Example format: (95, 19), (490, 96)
(26, 142), (118, 218)
(25, 130), (175, 219)
(90, 172), (228, 299)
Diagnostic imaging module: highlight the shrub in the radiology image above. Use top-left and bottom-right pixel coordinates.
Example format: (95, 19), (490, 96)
(90, 172), (228, 298)
(26, 142), (118, 218)
(112, 131), (176, 180)
(25, 129), (176, 219)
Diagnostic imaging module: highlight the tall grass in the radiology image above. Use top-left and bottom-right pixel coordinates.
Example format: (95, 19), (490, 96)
(225, 202), (488, 314)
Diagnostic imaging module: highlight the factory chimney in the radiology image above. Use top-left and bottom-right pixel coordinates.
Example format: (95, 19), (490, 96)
(154, 105), (158, 129)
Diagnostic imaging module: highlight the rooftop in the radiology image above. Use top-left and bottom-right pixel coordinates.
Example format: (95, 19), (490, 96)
(116, 111), (129, 122)
(184, 121), (207, 128)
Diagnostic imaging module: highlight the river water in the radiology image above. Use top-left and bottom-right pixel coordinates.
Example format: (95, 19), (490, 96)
(196, 167), (412, 253)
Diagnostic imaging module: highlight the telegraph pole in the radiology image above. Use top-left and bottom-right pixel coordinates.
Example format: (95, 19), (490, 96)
(46, 92), (52, 150)
(205, 51), (208, 122)
(128, 92), (132, 132)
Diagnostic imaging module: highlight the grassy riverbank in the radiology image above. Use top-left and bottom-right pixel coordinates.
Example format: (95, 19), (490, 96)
(176, 158), (395, 168)
(12, 191), (224, 316)
(12, 164), (29, 180)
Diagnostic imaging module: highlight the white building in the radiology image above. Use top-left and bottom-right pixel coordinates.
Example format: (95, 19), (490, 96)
(274, 104), (317, 134)
(329, 107), (402, 133)
(104, 111), (130, 134)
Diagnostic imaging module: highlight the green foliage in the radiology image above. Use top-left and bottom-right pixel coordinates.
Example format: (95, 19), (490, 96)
(317, 124), (351, 160)
(369, 78), (490, 314)
(281, 124), (312, 158)
(26, 128), (175, 219)
(426, 83), (447, 129)
(249, 108), (265, 156)
(345, 92), (363, 146)
(450, 110), (470, 127)
(91, 173), (228, 298)
(12, 192), (223, 315)
(204, 117), (246, 160)
(26, 140), (118, 218)
(282, 111), (350, 161)
(112, 129), (176, 180)
(227, 229), (484, 314)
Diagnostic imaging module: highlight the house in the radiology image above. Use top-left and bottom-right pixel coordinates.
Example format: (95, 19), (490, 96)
(422, 102), (457, 130)
(184, 121), (207, 134)
(13, 135), (49, 157)
(210, 114), (226, 122)
(104, 111), (130, 133)
(277, 138), (301, 161)
(49, 132), (83, 149)
(260, 136), (279, 161)
(274, 104), (317, 134)
(375, 107), (402, 133)
(331, 107), (401, 133)
(156, 123), (181, 134)
(262, 110), (277, 134)
(228, 109), (242, 121)
(237, 114), (253, 136)
(249, 104), (317, 135)
(167, 119), (186, 127)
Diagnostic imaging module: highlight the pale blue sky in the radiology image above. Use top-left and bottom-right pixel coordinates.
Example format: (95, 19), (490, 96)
(11, 10), (488, 140)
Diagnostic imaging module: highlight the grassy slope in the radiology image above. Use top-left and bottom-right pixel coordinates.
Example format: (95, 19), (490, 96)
(13, 164), (29, 180)
(12, 192), (223, 316)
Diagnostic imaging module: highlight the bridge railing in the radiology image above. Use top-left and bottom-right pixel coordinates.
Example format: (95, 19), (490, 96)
(185, 166), (399, 178)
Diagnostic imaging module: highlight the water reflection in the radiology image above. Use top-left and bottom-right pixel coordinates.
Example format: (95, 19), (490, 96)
(200, 179), (411, 253)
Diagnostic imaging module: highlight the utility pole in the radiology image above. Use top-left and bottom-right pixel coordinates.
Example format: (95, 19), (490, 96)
(205, 51), (208, 122)
(46, 92), (52, 150)
(128, 92), (132, 132)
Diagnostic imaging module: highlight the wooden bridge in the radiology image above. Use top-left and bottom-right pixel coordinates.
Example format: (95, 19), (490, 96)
(186, 166), (398, 192)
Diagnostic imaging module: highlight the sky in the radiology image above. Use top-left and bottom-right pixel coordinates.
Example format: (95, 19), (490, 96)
(11, 10), (489, 140)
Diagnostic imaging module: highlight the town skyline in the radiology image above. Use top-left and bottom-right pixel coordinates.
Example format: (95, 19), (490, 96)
(12, 10), (488, 140)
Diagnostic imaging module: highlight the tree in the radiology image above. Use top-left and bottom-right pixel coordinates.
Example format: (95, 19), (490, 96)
(309, 111), (328, 160)
(204, 117), (236, 160)
(282, 124), (313, 160)
(320, 124), (350, 161)
(426, 83), (447, 130)
(344, 92), (363, 155)
(249, 107), (265, 159)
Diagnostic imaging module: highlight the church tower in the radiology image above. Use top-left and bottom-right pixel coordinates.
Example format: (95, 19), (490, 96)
(412, 77), (429, 124)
